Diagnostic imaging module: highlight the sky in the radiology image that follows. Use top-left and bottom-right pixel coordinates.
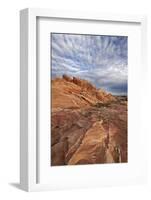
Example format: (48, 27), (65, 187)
(51, 33), (128, 95)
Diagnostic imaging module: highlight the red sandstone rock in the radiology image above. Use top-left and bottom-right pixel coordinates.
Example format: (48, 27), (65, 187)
(51, 75), (127, 166)
(51, 75), (116, 109)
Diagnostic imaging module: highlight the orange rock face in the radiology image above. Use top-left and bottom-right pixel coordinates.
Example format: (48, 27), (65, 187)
(51, 75), (127, 166)
(51, 75), (116, 110)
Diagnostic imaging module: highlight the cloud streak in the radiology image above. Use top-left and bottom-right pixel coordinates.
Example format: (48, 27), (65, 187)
(51, 33), (128, 95)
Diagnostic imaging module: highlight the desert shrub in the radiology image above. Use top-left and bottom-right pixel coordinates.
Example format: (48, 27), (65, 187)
(94, 102), (110, 108)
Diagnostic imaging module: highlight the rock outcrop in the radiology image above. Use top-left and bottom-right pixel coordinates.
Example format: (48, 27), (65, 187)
(51, 75), (127, 166)
(51, 75), (116, 110)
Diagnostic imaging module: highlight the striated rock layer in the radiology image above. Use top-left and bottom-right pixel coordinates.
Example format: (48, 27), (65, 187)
(51, 75), (116, 110)
(51, 75), (127, 166)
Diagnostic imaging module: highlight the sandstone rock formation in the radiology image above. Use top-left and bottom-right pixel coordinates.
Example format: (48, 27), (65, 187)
(51, 75), (127, 166)
(51, 74), (116, 110)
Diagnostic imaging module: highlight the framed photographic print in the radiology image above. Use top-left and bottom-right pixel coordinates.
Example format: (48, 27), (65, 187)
(20, 8), (147, 191)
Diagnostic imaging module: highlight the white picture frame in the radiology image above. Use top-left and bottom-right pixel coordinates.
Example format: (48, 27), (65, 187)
(20, 8), (147, 192)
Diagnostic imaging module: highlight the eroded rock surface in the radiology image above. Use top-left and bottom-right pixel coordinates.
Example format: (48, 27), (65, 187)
(51, 75), (127, 166)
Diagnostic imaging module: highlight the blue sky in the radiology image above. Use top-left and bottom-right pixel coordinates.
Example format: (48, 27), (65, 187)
(51, 33), (128, 95)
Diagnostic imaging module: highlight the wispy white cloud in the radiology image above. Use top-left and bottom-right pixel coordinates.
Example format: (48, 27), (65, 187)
(51, 33), (128, 95)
